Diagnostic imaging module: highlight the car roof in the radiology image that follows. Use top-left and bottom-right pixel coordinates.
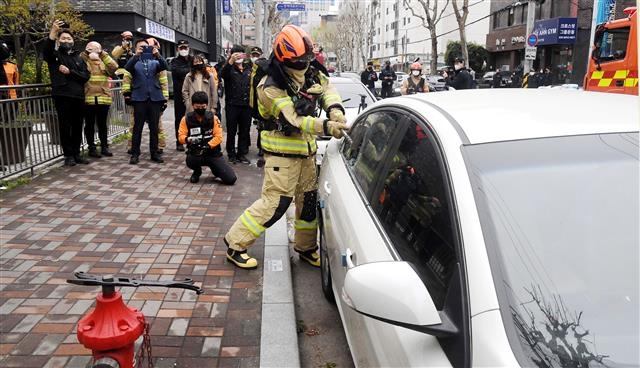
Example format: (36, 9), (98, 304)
(330, 76), (360, 84)
(385, 89), (639, 144)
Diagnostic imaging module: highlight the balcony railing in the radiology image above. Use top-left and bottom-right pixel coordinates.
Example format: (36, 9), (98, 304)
(0, 81), (130, 181)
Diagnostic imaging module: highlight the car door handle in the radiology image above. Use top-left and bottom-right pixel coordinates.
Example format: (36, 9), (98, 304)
(323, 180), (331, 195)
(341, 248), (355, 268)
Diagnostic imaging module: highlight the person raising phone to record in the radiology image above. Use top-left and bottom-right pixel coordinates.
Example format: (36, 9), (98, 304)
(124, 38), (168, 165)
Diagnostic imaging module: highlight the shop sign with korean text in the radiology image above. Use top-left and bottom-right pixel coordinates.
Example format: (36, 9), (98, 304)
(532, 17), (578, 45)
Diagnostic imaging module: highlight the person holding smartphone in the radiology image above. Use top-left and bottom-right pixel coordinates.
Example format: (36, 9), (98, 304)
(124, 39), (168, 164)
(220, 45), (252, 164)
(43, 20), (91, 167)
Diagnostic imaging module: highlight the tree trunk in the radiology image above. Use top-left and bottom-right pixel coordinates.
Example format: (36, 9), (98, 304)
(458, 23), (469, 66)
(430, 28), (438, 74)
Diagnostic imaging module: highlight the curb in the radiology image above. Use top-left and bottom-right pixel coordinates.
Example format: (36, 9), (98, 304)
(260, 217), (300, 367)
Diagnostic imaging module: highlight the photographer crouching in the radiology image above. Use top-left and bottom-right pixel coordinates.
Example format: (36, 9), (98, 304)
(178, 91), (237, 185)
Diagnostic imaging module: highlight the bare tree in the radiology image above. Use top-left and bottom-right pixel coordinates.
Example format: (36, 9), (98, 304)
(451, 0), (469, 65)
(339, 1), (371, 71)
(402, 0), (450, 74)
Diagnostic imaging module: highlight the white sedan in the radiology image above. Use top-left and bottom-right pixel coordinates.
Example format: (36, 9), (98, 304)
(318, 89), (639, 367)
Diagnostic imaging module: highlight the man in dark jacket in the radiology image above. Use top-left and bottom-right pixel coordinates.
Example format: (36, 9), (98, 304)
(445, 57), (472, 90)
(43, 20), (91, 166)
(170, 40), (192, 151)
(125, 38), (168, 164)
(379, 60), (396, 98)
(220, 45), (252, 164)
(361, 61), (378, 95)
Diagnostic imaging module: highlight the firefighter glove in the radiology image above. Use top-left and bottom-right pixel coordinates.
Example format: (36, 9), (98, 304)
(324, 120), (347, 139)
(328, 108), (346, 124)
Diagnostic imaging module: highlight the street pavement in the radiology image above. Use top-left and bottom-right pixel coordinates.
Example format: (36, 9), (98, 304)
(0, 104), (351, 367)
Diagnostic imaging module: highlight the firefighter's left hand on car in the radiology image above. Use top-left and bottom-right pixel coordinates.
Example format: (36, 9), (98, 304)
(328, 108), (346, 124)
(324, 120), (348, 139)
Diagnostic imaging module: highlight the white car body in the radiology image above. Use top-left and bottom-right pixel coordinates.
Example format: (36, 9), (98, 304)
(315, 77), (377, 167)
(318, 89), (639, 367)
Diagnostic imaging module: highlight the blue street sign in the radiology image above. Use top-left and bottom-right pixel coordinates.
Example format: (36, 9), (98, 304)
(222, 0), (231, 15)
(527, 33), (538, 47)
(276, 3), (306, 11)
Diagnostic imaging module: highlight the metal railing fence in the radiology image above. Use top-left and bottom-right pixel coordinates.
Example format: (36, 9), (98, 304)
(0, 81), (130, 180)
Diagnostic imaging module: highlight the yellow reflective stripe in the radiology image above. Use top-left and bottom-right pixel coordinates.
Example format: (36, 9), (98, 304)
(85, 95), (112, 104)
(625, 78), (638, 87)
(159, 76), (168, 82)
(260, 134), (310, 155)
(89, 75), (109, 82)
(258, 101), (268, 118)
(322, 93), (342, 106)
(271, 97), (292, 117)
(598, 78), (612, 87)
(162, 89), (169, 98)
(613, 70), (628, 79)
(300, 116), (316, 134)
(240, 210), (265, 237)
(294, 219), (317, 230)
(591, 70), (604, 79)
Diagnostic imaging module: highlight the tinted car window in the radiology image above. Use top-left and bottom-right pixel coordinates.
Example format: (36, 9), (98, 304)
(465, 133), (639, 367)
(371, 119), (457, 309)
(342, 111), (402, 195)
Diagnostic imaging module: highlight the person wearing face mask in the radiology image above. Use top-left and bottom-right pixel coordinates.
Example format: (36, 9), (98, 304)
(401, 62), (429, 95)
(43, 20), (91, 166)
(223, 25), (347, 269)
(178, 91), (237, 185)
(220, 45), (252, 164)
(171, 40), (192, 151)
(248, 46), (267, 159)
(124, 38), (168, 164)
(379, 60), (396, 98)
(445, 57), (472, 90)
(181, 54), (218, 115)
(360, 61), (378, 95)
(81, 41), (118, 158)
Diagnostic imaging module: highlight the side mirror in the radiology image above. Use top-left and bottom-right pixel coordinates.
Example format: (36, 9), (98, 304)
(342, 261), (457, 337)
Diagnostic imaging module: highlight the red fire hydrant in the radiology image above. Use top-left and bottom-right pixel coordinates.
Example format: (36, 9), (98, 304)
(77, 282), (145, 368)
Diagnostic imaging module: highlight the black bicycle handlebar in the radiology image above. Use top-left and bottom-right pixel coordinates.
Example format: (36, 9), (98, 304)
(67, 272), (204, 295)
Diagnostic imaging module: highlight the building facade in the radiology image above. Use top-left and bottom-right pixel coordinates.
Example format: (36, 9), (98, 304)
(368, 0), (490, 73)
(486, 0), (635, 85)
(71, 0), (216, 59)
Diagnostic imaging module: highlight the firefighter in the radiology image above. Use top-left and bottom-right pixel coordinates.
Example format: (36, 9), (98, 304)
(223, 24), (347, 269)
(401, 62), (428, 94)
(81, 41), (118, 158)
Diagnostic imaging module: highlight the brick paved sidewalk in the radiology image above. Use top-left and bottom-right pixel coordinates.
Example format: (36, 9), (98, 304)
(0, 109), (266, 367)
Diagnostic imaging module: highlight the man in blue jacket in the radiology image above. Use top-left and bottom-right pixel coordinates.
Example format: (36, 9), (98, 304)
(125, 38), (168, 164)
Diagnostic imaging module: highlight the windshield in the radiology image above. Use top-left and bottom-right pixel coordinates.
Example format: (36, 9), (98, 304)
(594, 26), (630, 62)
(333, 82), (377, 109)
(464, 133), (639, 367)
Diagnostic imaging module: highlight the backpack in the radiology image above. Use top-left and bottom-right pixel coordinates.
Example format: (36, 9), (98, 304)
(249, 58), (270, 120)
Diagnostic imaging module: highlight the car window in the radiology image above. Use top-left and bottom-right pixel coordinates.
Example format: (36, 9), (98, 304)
(333, 82), (376, 109)
(371, 119), (457, 309)
(342, 111), (403, 195)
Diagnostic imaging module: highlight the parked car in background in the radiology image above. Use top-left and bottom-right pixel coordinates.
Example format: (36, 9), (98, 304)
(425, 75), (446, 91)
(316, 76), (377, 167)
(376, 71), (407, 97)
(318, 89), (639, 367)
(481, 71), (512, 88)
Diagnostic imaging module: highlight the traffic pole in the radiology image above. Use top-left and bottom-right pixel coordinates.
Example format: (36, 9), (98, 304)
(523, 0), (537, 74)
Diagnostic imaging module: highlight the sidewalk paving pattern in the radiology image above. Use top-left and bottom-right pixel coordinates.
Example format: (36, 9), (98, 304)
(0, 112), (298, 367)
